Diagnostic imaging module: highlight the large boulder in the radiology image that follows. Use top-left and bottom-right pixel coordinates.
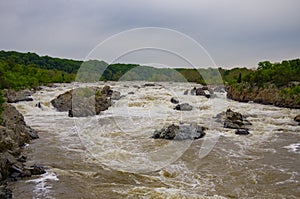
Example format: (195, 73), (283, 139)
(174, 103), (193, 111)
(51, 85), (120, 117)
(152, 123), (206, 140)
(3, 89), (33, 103)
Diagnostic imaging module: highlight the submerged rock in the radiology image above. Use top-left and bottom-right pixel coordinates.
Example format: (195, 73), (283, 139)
(294, 115), (300, 125)
(183, 89), (189, 95)
(235, 129), (250, 135)
(170, 97), (179, 104)
(144, 83), (155, 87)
(152, 123), (206, 140)
(174, 103), (193, 111)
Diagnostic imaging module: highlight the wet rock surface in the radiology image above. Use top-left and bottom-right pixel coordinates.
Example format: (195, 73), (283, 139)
(3, 89), (33, 103)
(294, 115), (300, 125)
(152, 123), (206, 140)
(174, 103), (193, 111)
(184, 86), (214, 98)
(0, 103), (43, 198)
(51, 85), (121, 117)
(215, 109), (252, 130)
(235, 129), (250, 135)
(226, 83), (300, 109)
(170, 97), (179, 104)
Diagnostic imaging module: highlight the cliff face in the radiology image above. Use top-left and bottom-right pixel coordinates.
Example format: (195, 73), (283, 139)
(0, 103), (39, 182)
(226, 84), (300, 109)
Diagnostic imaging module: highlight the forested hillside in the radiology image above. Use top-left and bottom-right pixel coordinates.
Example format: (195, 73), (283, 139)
(0, 50), (299, 112)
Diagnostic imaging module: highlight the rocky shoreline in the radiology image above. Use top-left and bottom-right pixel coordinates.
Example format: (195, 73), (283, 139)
(0, 90), (45, 198)
(226, 83), (300, 109)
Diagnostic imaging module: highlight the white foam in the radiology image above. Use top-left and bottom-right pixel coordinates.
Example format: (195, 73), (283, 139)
(283, 143), (300, 154)
(26, 171), (59, 199)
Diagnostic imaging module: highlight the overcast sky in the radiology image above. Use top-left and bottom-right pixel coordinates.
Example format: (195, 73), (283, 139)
(0, 0), (299, 68)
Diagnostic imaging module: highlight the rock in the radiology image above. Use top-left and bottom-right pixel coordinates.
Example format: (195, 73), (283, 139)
(183, 89), (189, 95)
(3, 89), (33, 103)
(196, 88), (205, 96)
(51, 85), (120, 117)
(51, 90), (72, 112)
(35, 102), (42, 109)
(170, 97), (179, 104)
(235, 129), (250, 135)
(68, 110), (73, 117)
(216, 109), (252, 129)
(294, 115), (300, 125)
(196, 88), (211, 98)
(11, 164), (23, 174)
(152, 123), (206, 140)
(0, 184), (12, 199)
(174, 103), (193, 111)
(202, 86), (209, 90)
(144, 83), (155, 87)
(24, 126), (39, 139)
(17, 155), (27, 163)
(128, 92), (134, 95)
(21, 169), (32, 177)
(28, 164), (46, 175)
(0, 103), (40, 183)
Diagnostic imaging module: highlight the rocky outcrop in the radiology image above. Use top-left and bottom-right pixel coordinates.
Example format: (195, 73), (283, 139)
(0, 103), (41, 186)
(3, 89), (33, 103)
(215, 109), (252, 130)
(294, 115), (300, 125)
(226, 83), (300, 109)
(51, 85), (121, 117)
(174, 103), (193, 111)
(152, 123), (206, 140)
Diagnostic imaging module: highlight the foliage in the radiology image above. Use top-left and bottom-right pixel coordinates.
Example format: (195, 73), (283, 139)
(280, 85), (300, 102)
(0, 60), (75, 90)
(0, 90), (4, 123)
(0, 50), (82, 73)
(248, 59), (300, 87)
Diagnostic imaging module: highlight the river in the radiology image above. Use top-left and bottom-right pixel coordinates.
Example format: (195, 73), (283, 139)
(8, 81), (300, 198)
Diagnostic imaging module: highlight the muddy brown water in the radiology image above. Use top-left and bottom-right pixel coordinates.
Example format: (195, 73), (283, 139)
(8, 82), (300, 199)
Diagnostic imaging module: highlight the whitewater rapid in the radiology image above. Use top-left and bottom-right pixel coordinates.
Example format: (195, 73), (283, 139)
(10, 81), (300, 198)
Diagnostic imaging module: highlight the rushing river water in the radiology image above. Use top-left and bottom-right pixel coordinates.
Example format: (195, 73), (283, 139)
(9, 81), (300, 199)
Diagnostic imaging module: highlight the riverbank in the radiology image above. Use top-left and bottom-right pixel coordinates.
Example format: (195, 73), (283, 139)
(226, 83), (300, 109)
(0, 90), (45, 198)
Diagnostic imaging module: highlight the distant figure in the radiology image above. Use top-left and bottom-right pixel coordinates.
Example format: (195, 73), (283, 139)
(68, 110), (73, 117)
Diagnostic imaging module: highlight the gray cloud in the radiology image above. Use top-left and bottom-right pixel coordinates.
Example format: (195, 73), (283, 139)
(0, 0), (299, 67)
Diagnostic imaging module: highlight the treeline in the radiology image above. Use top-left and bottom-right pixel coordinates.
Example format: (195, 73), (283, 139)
(0, 50), (82, 73)
(0, 60), (76, 90)
(1, 50), (299, 104)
